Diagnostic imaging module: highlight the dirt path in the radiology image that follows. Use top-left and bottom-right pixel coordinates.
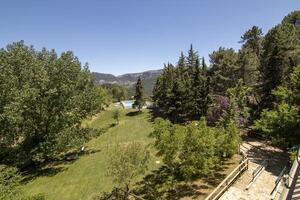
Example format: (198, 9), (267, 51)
(219, 137), (287, 200)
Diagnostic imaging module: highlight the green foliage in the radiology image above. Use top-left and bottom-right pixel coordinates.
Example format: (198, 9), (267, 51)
(255, 65), (300, 147)
(193, 58), (211, 118)
(255, 103), (299, 147)
(110, 84), (129, 102)
(219, 79), (250, 127)
(216, 120), (240, 158)
(112, 109), (120, 125)
(0, 165), (44, 200)
(209, 47), (239, 95)
(150, 118), (185, 167)
(151, 117), (240, 180)
(0, 41), (107, 165)
(133, 77), (145, 111)
(0, 165), (23, 200)
(240, 26), (263, 57)
(259, 20), (300, 107)
(107, 142), (150, 192)
(179, 119), (219, 178)
(153, 46), (210, 122)
(95, 86), (111, 109)
(102, 84), (128, 102)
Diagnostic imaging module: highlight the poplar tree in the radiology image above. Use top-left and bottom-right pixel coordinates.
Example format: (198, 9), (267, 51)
(133, 77), (145, 111)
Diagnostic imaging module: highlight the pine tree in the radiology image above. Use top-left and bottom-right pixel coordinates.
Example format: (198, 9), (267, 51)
(238, 26), (263, 87)
(186, 44), (198, 70)
(168, 77), (185, 122)
(193, 58), (210, 119)
(209, 47), (239, 94)
(193, 59), (203, 118)
(133, 77), (145, 112)
(202, 57), (207, 72)
(240, 26), (263, 57)
(259, 22), (300, 108)
(153, 63), (175, 114)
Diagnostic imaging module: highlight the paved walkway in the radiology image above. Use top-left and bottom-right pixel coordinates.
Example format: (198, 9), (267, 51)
(219, 138), (287, 200)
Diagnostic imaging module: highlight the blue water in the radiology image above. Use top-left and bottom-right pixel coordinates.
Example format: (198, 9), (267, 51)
(121, 100), (134, 109)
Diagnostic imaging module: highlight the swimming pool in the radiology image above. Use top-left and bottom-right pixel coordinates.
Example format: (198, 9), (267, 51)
(121, 100), (134, 109)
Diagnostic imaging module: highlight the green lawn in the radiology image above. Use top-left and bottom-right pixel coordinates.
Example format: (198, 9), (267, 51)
(23, 109), (161, 200)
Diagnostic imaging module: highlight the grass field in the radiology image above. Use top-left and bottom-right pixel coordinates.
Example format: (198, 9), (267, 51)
(23, 108), (161, 200)
(22, 108), (243, 200)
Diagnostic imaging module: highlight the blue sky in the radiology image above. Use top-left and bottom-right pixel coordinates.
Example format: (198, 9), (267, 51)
(1, 1), (299, 75)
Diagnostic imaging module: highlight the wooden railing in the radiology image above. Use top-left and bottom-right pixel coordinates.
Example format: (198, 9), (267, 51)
(245, 159), (268, 190)
(279, 147), (300, 200)
(286, 148), (300, 188)
(270, 165), (287, 200)
(205, 158), (249, 200)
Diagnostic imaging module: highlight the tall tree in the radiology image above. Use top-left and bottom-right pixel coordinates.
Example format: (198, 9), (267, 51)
(259, 21), (300, 108)
(192, 58), (210, 119)
(240, 26), (263, 57)
(0, 41), (105, 165)
(255, 65), (300, 147)
(209, 47), (239, 94)
(153, 63), (175, 114)
(133, 77), (145, 111)
(238, 26), (263, 87)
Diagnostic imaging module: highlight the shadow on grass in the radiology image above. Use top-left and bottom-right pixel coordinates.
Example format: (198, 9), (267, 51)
(21, 165), (67, 184)
(100, 156), (240, 200)
(21, 148), (102, 184)
(133, 165), (207, 200)
(126, 111), (141, 117)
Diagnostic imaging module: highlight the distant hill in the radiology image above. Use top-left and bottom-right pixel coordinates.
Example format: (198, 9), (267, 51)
(92, 69), (162, 96)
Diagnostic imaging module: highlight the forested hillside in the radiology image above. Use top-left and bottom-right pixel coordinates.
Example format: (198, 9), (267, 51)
(92, 70), (162, 97)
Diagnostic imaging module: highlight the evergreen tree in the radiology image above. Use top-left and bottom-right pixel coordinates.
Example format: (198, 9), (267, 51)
(209, 47), (239, 94)
(186, 44), (198, 71)
(192, 58), (210, 119)
(202, 57), (208, 72)
(255, 65), (300, 147)
(133, 77), (145, 111)
(259, 22), (300, 108)
(240, 26), (263, 57)
(153, 63), (175, 114)
(238, 26), (263, 87)
(153, 47), (210, 122)
(168, 75), (185, 122)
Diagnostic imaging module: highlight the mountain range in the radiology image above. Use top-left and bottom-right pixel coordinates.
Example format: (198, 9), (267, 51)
(92, 69), (162, 96)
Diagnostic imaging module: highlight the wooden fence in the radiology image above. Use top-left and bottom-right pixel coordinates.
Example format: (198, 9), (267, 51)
(205, 158), (249, 200)
(245, 159), (268, 190)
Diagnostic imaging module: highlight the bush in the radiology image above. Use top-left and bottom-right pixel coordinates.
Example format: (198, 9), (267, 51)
(151, 117), (241, 180)
(0, 165), (45, 200)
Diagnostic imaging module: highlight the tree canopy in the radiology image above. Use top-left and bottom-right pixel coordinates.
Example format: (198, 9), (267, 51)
(0, 41), (107, 166)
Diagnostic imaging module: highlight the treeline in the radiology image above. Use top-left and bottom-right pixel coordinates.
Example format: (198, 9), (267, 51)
(102, 83), (129, 102)
(153, 11), (300, 147)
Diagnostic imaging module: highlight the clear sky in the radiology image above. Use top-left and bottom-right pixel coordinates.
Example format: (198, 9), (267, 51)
(1, 1), (299, 75)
